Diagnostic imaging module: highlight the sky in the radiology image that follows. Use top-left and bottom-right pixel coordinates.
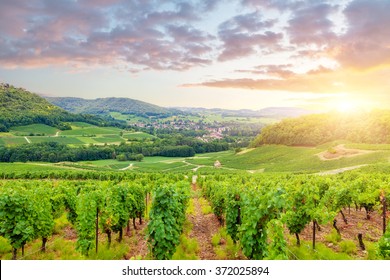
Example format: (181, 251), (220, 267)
(0, 0), (389, 110)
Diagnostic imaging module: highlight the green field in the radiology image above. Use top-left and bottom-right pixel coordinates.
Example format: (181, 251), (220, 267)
(1, 139), (390, 174)
(92, 135), (124, 144)
(28, 136), (85, 145)
(59, 141), (390, 173)
(109, 112), (150, 123)
(0, 162), (79, 173)
(60, 126), (121, 136)
(79, 159), (132, 170)
(0, 137), (28, 145)
(0, 122), (138, 146)
(124, 132), (156, 140)
(9, 124), (59, 136)
(186, 144), (390, 173)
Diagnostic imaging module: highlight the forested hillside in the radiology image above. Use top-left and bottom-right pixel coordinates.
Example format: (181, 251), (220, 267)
(252, 110), (390, 146)
(0, 83), (124, 132)
(46, 96), (175, 117)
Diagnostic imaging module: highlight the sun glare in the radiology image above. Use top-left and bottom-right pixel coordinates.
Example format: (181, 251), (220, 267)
(337, 101), (355, 113)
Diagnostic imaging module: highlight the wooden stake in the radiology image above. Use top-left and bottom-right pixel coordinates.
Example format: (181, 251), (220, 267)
(95, 207), (99, 254)
(312, 220), (316, 250)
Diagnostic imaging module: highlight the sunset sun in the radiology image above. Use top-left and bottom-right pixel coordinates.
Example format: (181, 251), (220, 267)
(336, 100), (356, 113)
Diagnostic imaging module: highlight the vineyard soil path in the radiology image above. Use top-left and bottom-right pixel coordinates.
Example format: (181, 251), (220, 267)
(188, 176), (220, 260)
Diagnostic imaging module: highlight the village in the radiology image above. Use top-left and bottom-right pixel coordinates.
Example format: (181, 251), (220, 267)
(132, 117), (230, 142)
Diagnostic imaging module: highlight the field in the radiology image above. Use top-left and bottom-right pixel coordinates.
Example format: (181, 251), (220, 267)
(10, 124), (59, 136)
(2, 141), (390, 174)
(126, 142), (390, 174)
(123, 132), (156, 140)
(0, 122), (157, 147)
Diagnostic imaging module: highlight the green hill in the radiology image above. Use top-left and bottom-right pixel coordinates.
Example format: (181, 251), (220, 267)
(252, 110), (390, 147)
(0, 83), (125, 132)
(0, 83), (78, 132)
(46, 96), (176, 117)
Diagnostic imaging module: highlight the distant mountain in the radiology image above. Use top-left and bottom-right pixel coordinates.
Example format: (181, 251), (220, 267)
(46, 96), (177, 117)
(0, 83), (124, 132)
(172, 106), (314, 119)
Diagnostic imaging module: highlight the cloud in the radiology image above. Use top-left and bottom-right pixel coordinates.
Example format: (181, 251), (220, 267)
(182, 66), (390, 102)
(217, 11), (283, 61)
(287, 2), (339, 46)
(241, 0), (296, 10)
(0, 0), (215, 70)
(183, 73), (341, 93)
(333, 0), (390, 69)
(1, 0), (390, 75)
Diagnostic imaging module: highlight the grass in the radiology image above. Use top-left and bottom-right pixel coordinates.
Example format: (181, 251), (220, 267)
(211, 228), (240, 259)
(288, 241), (353, 260)
(29, 136), (85, 145)
(92, 135), (124, 143)
(172, 235), (199, 260)
(110, 113), (149, 123)
(0, 237), (12, 255)
(325, 229), (342, 245)
(199, 197), (212, 214)
(10, 124), (58, 136)
(124, 132), (156, 140)
(53, 213), (71, 234)
(345, 143), (390, 150)
(78, 159), (133, 170)
(190, 144), (390, 173)
(0, 162), (77, 173)
(339, 240), (357, 254)
(2, 137), (390, 174)
(0, 137), (28, 145)
(60, 126), (121, 136)
(0, 122), (126, 147)
(186, 198), (195, 215)
(172, 206), (199, 260)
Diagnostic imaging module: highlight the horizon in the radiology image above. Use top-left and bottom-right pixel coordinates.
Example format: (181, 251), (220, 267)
(1, 0), (389, 111)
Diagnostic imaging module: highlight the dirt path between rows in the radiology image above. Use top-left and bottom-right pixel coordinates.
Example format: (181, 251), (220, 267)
(188, 182), (220, 260)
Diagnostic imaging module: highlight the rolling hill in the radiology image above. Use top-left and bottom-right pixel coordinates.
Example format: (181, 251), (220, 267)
(0, 83), (124, 132)
(46, 96), (177, 117)
(252, 110), (390, 146)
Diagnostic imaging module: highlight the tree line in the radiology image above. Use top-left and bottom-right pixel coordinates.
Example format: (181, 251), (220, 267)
(252, 110), (390, 147)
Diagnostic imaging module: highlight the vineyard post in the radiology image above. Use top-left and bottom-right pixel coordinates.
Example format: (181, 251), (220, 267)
(145, 193), (148, 217)
(358, 233), (365, 250)
(95, 207), (99, 254)
(312, 220), (316, 250)
(382, 192), (386, 235)
(12, 248), (17, 260)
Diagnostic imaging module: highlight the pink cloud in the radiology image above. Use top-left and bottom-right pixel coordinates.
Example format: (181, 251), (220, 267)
(0, 0), (215, 71)
(217, 11), (282, 61)
(334, 0), (390, 69)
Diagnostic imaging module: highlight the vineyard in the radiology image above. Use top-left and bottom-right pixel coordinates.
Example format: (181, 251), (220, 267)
(1, 171), (390, 260)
